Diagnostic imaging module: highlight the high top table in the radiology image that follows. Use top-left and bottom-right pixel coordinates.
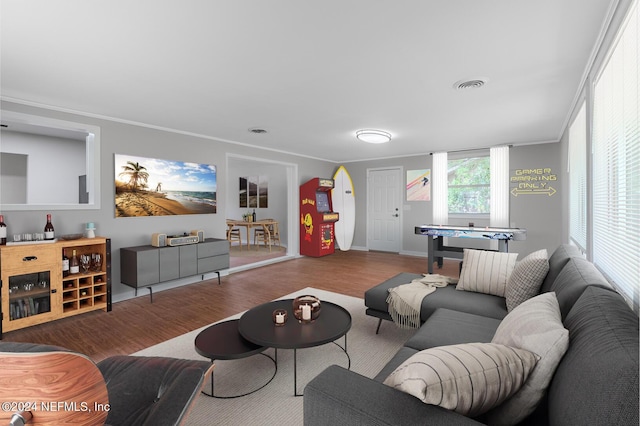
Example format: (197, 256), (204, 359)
(238, 299), (351, 396)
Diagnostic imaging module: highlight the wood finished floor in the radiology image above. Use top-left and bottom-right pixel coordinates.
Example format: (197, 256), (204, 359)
(2, 250), (459, 363)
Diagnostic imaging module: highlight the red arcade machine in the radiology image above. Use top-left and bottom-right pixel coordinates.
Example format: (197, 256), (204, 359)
(300, 178), (339, 257)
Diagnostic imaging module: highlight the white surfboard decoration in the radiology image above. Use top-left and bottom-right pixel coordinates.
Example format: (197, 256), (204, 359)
(332, 165), (356, 251)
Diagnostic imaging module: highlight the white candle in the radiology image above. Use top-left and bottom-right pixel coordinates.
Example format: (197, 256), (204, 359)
(275, 313), (285, 324)
(301, 304), (311, 320)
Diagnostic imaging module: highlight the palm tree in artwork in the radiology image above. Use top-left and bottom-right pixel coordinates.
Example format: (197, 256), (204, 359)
(119, 161), (149, 191)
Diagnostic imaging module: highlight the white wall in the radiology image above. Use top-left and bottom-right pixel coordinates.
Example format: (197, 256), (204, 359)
(509, 143), (563, 256)
(0, 100), (565, 301)
(342, 143), (563, 259)
(0, 101), (334, 302)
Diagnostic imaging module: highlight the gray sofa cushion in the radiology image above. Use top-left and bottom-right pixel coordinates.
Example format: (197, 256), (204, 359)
(418, 285), (507, 321)
(547, 286), (639, 426)
(305, 365), (484, 426)
(374, 346), (420, 382)
(547, 257), (610, 319)
(365, 272), (507, 323)
(364, 272), (422, 313)
(540, 244), (582, 293)
(404, 308), (501, 351)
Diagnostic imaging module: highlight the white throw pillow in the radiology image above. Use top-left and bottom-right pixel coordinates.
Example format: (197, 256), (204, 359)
(489, 292), (569, 425)
(505, 249), (549, 311)
(383, 342), (538, 417)
(457, 249), (518, 297)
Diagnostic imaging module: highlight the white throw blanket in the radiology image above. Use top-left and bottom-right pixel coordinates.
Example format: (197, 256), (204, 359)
(386, 274), (458, 329)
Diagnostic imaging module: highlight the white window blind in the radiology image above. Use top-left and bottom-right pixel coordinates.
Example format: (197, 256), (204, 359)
(592, 1), (639, 309)
(432, 152), (448, 225)
(568, 102), (587, 251)
(490, 146), (510, 228)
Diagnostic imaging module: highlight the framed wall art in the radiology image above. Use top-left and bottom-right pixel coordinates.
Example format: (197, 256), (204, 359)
(407, 169), (431, 201)
(239, 175), (268, 208)
(114, 154), (216, 217)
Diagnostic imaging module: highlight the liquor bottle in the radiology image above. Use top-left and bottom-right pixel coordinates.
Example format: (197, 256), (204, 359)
(69, 249), (80, 274)
(0, 215), (6, 245)
(44, 214), (55, 240)
(62, 249), (70, 277)
(252, 209), (256, 222)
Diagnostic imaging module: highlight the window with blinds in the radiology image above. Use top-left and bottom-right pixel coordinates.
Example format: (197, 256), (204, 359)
(568, 102), (587, 252)
(592, 1), (639, 309)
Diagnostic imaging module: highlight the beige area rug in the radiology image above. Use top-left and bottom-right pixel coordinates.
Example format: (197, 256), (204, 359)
(133, 288), (415, 426)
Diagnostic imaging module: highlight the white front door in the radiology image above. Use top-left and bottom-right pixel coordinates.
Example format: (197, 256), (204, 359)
(367, 167), (402, 252)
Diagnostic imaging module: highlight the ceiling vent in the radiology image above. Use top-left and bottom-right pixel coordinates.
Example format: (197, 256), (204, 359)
(454, 79), (487, 90)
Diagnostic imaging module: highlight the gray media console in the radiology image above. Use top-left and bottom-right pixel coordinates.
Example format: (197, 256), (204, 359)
(120, 238), (229, 302)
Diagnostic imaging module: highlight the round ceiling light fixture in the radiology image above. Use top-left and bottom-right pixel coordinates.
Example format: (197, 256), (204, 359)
(356, 129), (392, 144)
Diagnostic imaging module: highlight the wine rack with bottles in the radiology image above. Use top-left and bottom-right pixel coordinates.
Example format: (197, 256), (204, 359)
(0, 237), (111, 338)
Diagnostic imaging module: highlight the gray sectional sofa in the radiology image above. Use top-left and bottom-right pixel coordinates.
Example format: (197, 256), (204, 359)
(304, 245), (639, 425)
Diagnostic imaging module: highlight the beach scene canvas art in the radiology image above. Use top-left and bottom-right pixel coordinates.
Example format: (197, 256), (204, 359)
(115, 154), (216, 217)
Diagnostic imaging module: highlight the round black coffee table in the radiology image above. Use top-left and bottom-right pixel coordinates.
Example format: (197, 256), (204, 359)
(238, 299), (351, 396)
(194, 319), (276, 398)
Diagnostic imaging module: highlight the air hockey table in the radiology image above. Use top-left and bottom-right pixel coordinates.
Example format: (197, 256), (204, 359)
(414, 224), (527, 274)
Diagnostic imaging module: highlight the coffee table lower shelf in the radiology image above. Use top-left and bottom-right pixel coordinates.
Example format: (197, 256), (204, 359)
(194, 319), (277, 399)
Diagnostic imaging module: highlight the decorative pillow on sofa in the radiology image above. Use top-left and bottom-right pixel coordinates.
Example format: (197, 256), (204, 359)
(489, 292), (569, 425)
(383, 342), (538, 417)
(505, 249), (549, 312)
(457, 249), (518, 297)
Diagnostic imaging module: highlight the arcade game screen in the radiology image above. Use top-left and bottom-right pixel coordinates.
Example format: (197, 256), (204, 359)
(316, 192), (331, 212)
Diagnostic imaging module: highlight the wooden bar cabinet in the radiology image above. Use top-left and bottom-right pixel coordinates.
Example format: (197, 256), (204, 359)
(0, 237), (111, 339)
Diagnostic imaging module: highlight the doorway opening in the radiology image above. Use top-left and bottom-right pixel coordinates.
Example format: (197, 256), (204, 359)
(225, 154), (298, 271)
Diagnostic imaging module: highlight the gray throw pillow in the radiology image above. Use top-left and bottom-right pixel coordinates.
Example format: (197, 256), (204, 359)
(383, 342), (538, 417)
(505, 249), (549, 311)
(489, 292), (569, 425)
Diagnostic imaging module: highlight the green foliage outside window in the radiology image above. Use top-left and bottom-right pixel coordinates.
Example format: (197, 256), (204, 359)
(448, 157), (490, 214)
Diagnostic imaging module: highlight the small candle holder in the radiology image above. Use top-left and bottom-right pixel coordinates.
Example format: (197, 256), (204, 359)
(292, 295), (321, 324)
(272, 309), (288, 326)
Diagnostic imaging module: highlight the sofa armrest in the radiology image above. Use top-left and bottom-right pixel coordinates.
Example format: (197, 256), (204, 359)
(304, 365), (484, 426)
